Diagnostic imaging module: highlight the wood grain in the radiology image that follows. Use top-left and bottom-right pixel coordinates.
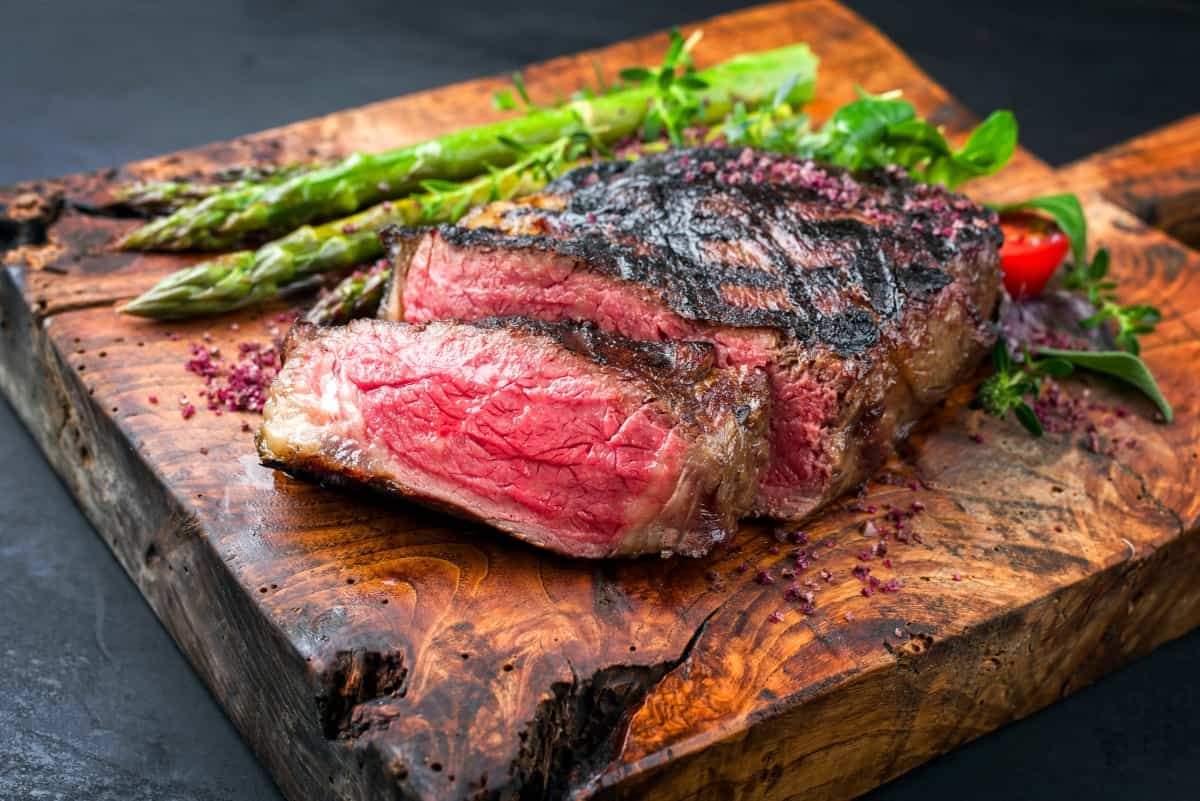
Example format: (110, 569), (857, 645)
(1, 3), (1199, 801)
(1062, 114), (1200, 249)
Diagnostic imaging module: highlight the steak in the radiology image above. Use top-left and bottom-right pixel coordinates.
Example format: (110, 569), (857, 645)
(257, 318), (769, 558)
(381, 146), (1003, 519)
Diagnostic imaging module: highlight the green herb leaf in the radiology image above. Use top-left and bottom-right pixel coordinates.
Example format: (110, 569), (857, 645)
(1036, 347), (1173, 422)
(1085, 246), (1109, 282)
(496, 135), (531, 153)
(662, 27), (686, 69)
(492, 90), (518, 111)
(1036, 357), (1075, 377)
(419, 179), (465, 193)
(953, 111), (1018, 174)
(619, 66), (653, 83)
(991, 339), (1015, 372)
(676, 74), (709, 90)
(1013, 402), (1044, 436)
(510, 72), (533, 107)
(728, 90), (1015, 189)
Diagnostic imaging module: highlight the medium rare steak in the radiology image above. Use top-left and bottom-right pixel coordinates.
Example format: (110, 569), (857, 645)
(381, 146), (1003, 519)
(257, 318), (769, 558)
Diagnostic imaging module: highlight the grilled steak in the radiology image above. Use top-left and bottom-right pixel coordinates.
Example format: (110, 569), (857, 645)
(381, 146), (1002, 519)
(257, 318), (769, 558)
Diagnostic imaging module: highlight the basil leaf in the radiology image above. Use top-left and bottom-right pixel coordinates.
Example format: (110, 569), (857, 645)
(827, 95), (915, 141)
(1036, 347), (1173, 422)
(999, 194), (1087, 269)
(955, 110), (1018, 173)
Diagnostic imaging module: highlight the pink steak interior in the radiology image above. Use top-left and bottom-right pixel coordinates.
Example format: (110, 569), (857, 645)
(402, 233), (837, 516)
(259, 320), (723, 556)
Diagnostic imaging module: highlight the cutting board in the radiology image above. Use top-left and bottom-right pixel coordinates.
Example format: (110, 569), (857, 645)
(2, 3), (1199, 800)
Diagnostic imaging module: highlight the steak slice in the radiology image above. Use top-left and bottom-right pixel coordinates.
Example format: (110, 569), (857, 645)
(257, 318), (769, 558)
(382, 146), (1002, 519)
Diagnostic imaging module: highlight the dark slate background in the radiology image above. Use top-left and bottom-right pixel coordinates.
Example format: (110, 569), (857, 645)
(1, 2), (1198, 799)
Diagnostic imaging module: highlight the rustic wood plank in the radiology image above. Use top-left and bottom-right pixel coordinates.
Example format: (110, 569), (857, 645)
(1061, 114), (1200, 249)
(979, 114), (1200, 250)
(1, 3), (1199, 801)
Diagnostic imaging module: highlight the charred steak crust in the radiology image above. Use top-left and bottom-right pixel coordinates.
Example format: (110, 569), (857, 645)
(384, 147), (1003, 522)
(387, 146), (1000, 355)
(258, 318), (769, 558)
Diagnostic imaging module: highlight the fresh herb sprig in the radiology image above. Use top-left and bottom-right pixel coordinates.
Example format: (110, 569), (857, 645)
(978, 342), (1073, 436)
(720, 88), (1017, 189)
(501, 28), (710, 144)
(492, 71), (541, 112)
(618, 28), (709, 145)
(978, 341), (1173, 435)
(1069, 250), (1162, 355)
(983, 193), (1172, 431)
(493, 60), (625, 112)
(999, 194), (1161, 354)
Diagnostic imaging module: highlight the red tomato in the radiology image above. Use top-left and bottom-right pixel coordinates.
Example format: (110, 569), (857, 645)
(999, 211), (1070, 299)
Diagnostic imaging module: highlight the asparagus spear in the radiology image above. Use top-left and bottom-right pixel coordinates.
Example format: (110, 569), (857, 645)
(120, 140), (580, 318)
(115, 164), (312, 215)
(302, 260), (391, 325)
(119, 43), (817, 251)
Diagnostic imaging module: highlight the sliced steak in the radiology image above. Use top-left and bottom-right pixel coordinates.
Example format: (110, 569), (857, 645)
(257, 318), (769, 558)
(382, 146), (1002, 519)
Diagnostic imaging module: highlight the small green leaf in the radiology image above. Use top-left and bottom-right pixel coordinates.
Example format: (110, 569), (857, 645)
(1037, 357), (1075, 377)
(1014, 402), (1044, 436)
(1088, 248), (1110, 281)
(618, 66), (653, 83)
(991, 340), (1014, 372)
(955, 110), (1018, 172)
(1125, 304), (1162, 323)
(496, 135), (531, 153)
(663, 27), (686, 68)
(492, 90), (518, 111)
(419, 179), (463, 193)
(511, 71), (533, 106)
(1036, 347), (1173, 422)
(641, 114), (663, 142)
(1116, 332), (1142, 356)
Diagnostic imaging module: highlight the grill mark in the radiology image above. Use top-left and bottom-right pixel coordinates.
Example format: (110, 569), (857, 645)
(440, 147), (1000, 355)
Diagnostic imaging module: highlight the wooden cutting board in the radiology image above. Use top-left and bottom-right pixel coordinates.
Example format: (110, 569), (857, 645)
(2, 3), (1199, 800)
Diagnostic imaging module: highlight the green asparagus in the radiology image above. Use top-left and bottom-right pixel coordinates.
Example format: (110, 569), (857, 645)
(115, 164), (312, 215)
(302, 260), (391, 326)
(118, 43), (817, 251)
(120, 139), (583, 318)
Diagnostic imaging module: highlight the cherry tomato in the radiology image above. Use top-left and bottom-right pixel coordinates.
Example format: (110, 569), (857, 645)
(998, 211), (1070, 299)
